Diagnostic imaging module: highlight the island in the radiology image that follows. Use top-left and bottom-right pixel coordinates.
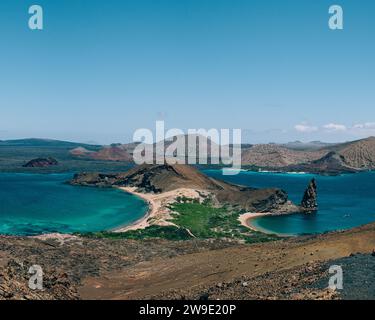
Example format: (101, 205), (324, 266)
(70, 164), (318, 239)
(22, 157), (59, 168)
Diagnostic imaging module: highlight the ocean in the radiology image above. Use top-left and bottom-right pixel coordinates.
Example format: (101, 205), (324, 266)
(1, 170), (375, 236)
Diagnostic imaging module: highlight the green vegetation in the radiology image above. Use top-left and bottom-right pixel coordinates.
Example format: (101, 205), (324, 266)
(169, 200), (278, 243)
(82, 199), (278, 243)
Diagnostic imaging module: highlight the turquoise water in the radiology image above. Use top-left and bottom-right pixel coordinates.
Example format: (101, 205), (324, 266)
(0, 173), (148, 236)
(205, 170), (375, 235)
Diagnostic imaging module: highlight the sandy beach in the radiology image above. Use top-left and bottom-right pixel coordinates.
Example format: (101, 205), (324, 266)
(238, 212), (298, 237)
(238, 212), (273, 232)
(115, 183), (298, 236)
(114, 187), (207, 232)
(116, 187), (288, 235)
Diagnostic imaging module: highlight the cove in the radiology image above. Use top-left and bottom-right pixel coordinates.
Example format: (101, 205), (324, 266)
(0, 173), (148, 236)
(205, 169), (375, 236)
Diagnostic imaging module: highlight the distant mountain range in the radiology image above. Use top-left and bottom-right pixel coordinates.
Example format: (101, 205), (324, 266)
(241, 144), (327, 168)
(241, 137), (375, 174)
(2, 136), (375, 174)
(0, 138), (100, 148)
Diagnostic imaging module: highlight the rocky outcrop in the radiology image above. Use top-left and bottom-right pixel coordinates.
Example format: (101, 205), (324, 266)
(300, 179), (318, 212)
(23, 157), (58, 168)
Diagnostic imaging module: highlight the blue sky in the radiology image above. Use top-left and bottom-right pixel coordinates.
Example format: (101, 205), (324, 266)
(0, 0), (374, 144)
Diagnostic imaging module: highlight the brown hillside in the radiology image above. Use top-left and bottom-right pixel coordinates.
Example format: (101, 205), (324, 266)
(241, 144), (327, 168)
(335, 137), (375, 169)
(90, 146), (133, 162)
(70, 143), (140, 162)
(69, 147), (93, 157)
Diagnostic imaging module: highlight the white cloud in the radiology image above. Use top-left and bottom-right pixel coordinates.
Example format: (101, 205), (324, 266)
(352, 122), (375, 129)
(351, 122), (375, 137)
(293, 121), (375, 139)
(294, 123), (318, 133)
(323, 123), (347, 132)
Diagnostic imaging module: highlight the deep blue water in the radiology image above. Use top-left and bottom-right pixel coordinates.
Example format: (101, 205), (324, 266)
(205, 170), (375, 235)
(0, 173), (148, 236)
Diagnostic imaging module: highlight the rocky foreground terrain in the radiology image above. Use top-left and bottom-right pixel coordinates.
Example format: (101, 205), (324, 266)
(0, 223), (374, 300)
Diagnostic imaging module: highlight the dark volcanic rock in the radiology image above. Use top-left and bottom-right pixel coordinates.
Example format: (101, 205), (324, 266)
(70, 172), (119, 187)
(300, 179), (318, 212)
(315, 253), (375, 300)
(23, 157), (58, 168)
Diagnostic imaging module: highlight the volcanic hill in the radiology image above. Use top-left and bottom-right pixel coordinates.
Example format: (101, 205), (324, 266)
(70, 164), (296, 213)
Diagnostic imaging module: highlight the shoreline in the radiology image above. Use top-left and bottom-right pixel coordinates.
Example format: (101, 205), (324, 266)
(238, 212), (269, 232)
(116, 188), (277, 235)
(113, 187), (156, 232)
(238, 212), (295, 237)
